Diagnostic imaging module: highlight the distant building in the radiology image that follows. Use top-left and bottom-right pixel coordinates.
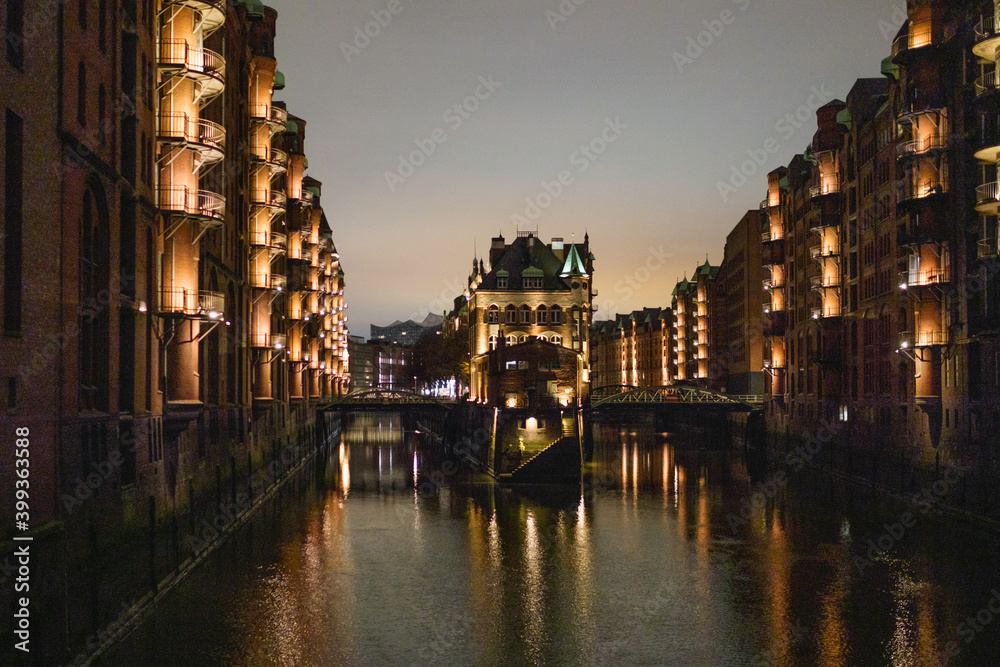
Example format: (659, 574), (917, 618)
(464, 232), (595, 406)
(591, 308), (673, 389)
(371, 313), (444, 346)
(347, 336), (413, 392)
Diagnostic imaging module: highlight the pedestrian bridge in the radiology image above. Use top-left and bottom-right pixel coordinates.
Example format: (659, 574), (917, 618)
(319, 388), (454, 412)
(587, 385), (763, 410)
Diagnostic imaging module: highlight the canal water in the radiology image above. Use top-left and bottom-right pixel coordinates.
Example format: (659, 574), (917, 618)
(102, 414), (1000, 666)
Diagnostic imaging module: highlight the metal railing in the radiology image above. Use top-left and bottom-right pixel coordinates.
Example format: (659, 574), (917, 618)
(159, 287), (224, 318)
(249, 104), (288, 127)
(159, 39), (225, 82)
(975, 71), (998, 98)
(250, 189), (287, 209)
(979, 237), (1000, 259)
(977, 181), (1000, 211)
(900, 266), (951, 288)
(249, 332), (287, 349)
(157, 185), (225, 222)
(158, 113), (225, 152)
(896, 134), (948, 159)
(809, 182), (841, 199)
(900, 330), (949, 348)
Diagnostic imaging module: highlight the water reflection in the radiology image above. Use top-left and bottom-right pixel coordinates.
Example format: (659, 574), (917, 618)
(105, 419), (1000, 666)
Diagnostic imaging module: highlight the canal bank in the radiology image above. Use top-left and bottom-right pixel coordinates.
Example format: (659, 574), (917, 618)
(0, 405), (340, 666)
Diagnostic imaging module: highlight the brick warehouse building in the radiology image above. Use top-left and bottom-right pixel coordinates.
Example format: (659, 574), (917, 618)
(591, 0), (1000, 463)
(0, 2), (348, 661)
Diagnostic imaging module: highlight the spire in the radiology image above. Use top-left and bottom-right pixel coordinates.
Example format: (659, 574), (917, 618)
(560, 244), (589, 278)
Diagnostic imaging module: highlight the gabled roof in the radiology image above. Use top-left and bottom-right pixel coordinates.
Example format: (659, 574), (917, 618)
(477, 236), (572, 292)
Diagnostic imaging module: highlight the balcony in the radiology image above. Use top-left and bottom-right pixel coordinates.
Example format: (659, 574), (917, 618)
(159, 288), (224, 320)
(975, 71), (999, 98)
(250, 188), (287, 212)
(809, 213), (840, 234)
(979, 237), (1000, 260)
(891, 26), (934, 64)
(158, 39), (226, 103)
(249, 272), (270, 289)
(271, 274), (287, 292)
(897, 176), (948, 207)
(810, 182), (841, 200)
(163, 1), (226, 36)
(249, 332), (287, 349)
(896, 134), (947, 160)
(763, 309), (787, 337)
(810, 275), (840, 290)
(899, 330), (949, 349)
(976, 181), (1000, 215)
(762, 237), (785, 266)
(974, 122), (1000, 163)
(158, 185), (225, 228)
(762, 277), (785, 290)
(300, 190), (315, 207)
(974, 16), (1000, 61)
(251, 145), (288, 175)
(899, 267), (951, 290)
(157, 113), (225, 164)
(810, 244), (840, 260)
(249, 104), (289, 135)
(811, 306), (842, 320)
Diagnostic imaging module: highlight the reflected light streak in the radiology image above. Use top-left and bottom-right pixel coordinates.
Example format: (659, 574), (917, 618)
(524, 511), (545, 660)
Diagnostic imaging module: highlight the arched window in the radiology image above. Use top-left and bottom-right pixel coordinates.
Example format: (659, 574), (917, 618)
(537, 304), (547, 324)
(77, 61), (86, 126)
(488, 335), (498, 351)
(518, 335), (528, 344)
(487, 305), (499, 324)
(520, 304), (531, 324)
(537, 334), (548, 342)
(550, 305), (562, 324)
(551, 335), (563, 345)
(505, 304), (517, 324)
(506, 334), (517, 345)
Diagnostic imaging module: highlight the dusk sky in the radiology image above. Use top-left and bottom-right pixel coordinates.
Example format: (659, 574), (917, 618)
(267, 0), (904, 337)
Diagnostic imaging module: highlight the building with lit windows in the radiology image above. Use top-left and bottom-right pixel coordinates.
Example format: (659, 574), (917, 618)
(466, 232), (595, 406)
(0, 4), (349, 659)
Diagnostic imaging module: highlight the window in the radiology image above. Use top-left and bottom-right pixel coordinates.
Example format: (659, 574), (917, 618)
(79, 0), (87, 29)
(518, 335), (528, 344)
(487, 305), (499, 324)
(488, 335), (498, 351)
(80, 185), (110, 411)
(4, 110), (23, 336)
(497, 277), (507, 289)
(6, 0), (24, 67)
(506, 334), (517, 345)
(551, 305), (562, 324)
(77, 62), (87, 126)
(524, 277), (543, 289)
(505, 305), (517, 324)
(551, 335), (563, 345)
(98, 85), (106, 143)
(506, 361), (517, 370)
(537, 305), (547, 324)
(520, 304), (531, 324)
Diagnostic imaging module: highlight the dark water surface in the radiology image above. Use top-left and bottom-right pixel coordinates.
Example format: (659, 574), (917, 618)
(102, 415), (1000, 666)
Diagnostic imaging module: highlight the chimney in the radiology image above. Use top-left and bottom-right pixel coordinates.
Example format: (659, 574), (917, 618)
(490, 236), (506, 268)
(550, 237), (564, 261)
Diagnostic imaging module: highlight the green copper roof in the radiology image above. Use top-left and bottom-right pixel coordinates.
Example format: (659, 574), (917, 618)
(496, 269), (509, 278)
(305, 186), (319, 197)
(560, 244), (589, 278)
(285, 119), (298, 134)
(836, 108), (852, 130)
(304, 158), (309, 169)
(522, 266), (544, 278)
(881, 56), (900, 80)
(273, 71), (285, 90)
(779, 176), (790, 191)
(240, 0), (265, 18)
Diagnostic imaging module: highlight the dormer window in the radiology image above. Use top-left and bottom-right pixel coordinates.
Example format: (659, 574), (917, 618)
(524, 277), (543, 289)
(497, 277), (508, 288)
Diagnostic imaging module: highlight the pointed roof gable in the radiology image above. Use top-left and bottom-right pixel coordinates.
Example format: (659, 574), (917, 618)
(560, 244), (589, 278)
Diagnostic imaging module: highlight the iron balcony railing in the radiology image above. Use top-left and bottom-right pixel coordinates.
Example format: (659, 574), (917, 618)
(900, 330), (949, 348)
(896, 134), (948, 159)
(158, 39), (225, 90)
(975, 71), (998, 98)
(249, 332), (287, 349)
(250, 189), (287, 209)
(159, 287), (224, 319)
(157, 185), (225, 222)
(976, 182), (1000, 214)
(899, 267), (951, 288)
(158, 112), (225, 155)
(809, 182), (841, 199)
